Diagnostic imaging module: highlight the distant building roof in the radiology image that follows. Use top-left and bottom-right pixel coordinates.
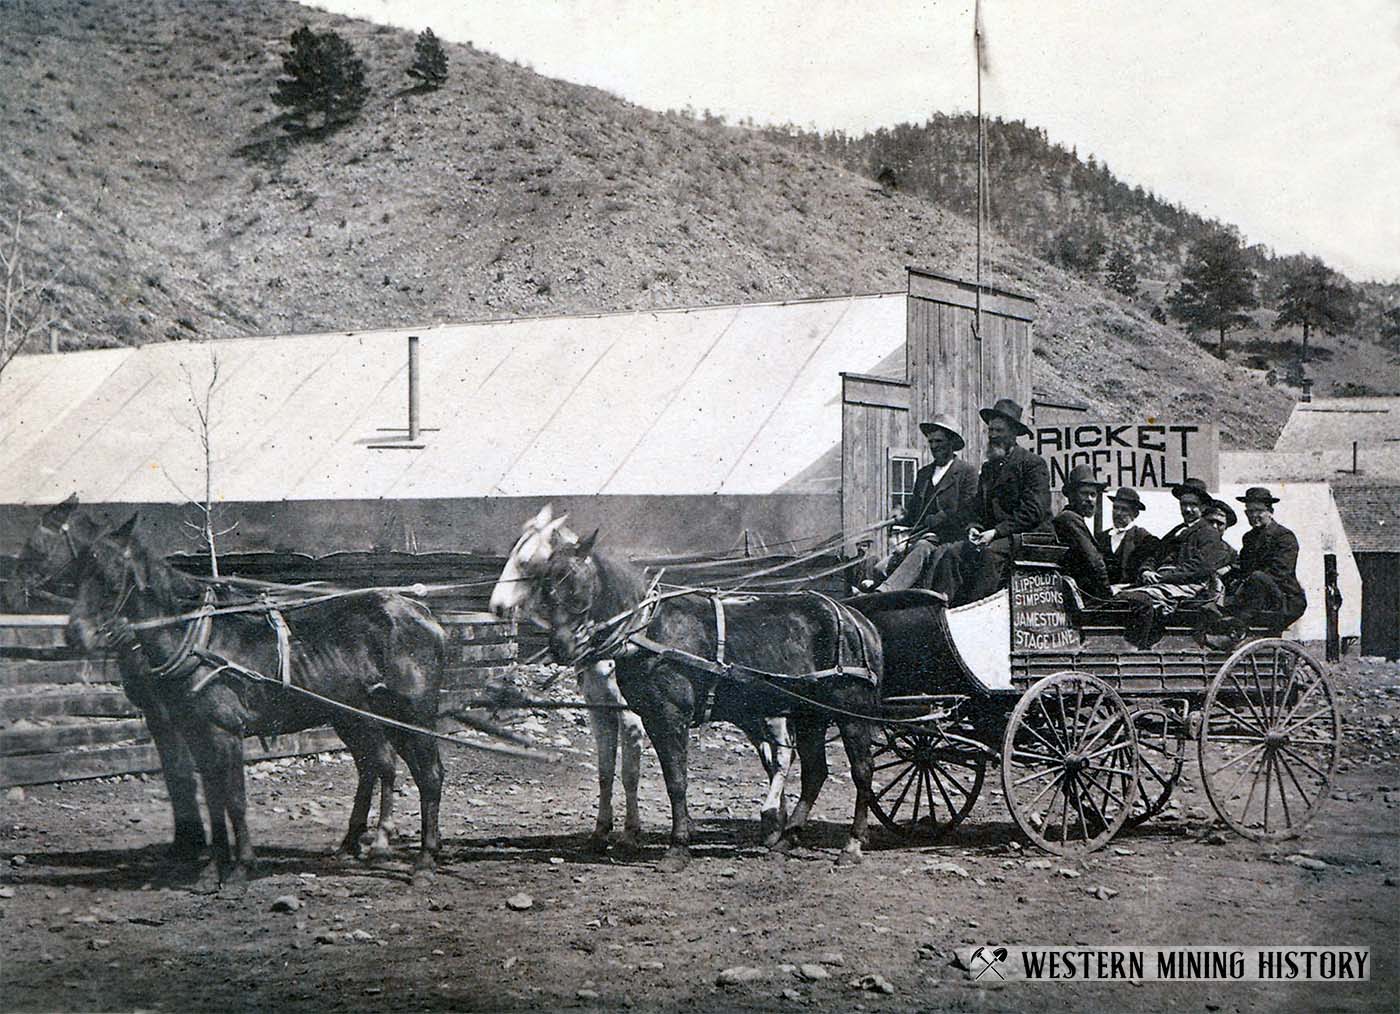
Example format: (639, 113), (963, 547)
(1275, 397), (1400, 452)
(0, 294), (906, 504)
(1332, 482), (1400, 554)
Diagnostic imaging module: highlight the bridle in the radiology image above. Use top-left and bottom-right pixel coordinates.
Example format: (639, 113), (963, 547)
(10, 517), (85, 607)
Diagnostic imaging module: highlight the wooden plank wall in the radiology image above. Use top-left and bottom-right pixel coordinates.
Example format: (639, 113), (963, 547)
(905, 270), (1034, 468)
(0, 610), (517, 788)
(841, 374), (915, 565)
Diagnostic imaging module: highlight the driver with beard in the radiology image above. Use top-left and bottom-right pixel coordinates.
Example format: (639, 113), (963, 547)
(927, 398), (1052, 606)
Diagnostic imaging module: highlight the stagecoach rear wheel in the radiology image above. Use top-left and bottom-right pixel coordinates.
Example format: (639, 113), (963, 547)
(869, 723), (986, 841)
(1198, 639), (1340, 842)
(1124, 705), (1187, 829)
(1001, 671), (1139, 856)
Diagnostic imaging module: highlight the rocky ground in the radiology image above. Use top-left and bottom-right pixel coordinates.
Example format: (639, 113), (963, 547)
(2, 655), (1397, 1013)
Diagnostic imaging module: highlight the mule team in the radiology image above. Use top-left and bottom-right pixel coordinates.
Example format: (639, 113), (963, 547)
(4, 397), (1307, 891)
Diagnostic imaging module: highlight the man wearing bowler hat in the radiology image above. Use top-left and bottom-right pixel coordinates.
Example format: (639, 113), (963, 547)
(1223, 487), (1307, 630)
(868, 413), (979, 592)
(1112, 476), (1232, 648)
(1053, 464), (1112, 600)
(1097, 487), (1159, 589)
(928, 397), (1052, 605)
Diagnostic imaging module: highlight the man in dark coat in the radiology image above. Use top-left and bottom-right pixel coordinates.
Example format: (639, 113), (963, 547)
(1097, 487), (1158, 588)
(929, 398), (1052, 605)
(870, 413), (979, 592)
(1114, 477), (1233, 648)
(1053, 464), (1111, 600)
(1224, 487), (1307, 629)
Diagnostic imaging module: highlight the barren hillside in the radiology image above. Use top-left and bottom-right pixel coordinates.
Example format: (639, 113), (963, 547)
(0, 0), (1297, 446)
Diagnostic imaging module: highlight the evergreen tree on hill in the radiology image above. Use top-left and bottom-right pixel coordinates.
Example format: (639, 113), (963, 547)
(1272, 256), (1356, 363)
(1105, 247), (1139, 297)
(1168, 229), (1258, 356)
(407, 27), (449, 89)
(272, 26), (369, 130)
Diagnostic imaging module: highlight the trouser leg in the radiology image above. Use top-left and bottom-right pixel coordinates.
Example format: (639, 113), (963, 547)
(878, 539), (946, 592)
(956, 537), (1013, 604)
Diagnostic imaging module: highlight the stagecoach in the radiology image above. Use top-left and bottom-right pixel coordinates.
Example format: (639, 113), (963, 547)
(848, 535), (1342, 855)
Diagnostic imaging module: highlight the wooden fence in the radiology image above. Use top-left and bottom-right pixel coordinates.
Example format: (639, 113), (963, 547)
(0, 609), (516, 789)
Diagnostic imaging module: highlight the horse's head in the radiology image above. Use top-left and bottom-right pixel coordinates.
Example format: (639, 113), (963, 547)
(489, 504), (576, 623)
(66, 515), (149, 654)
(3, 494), (90, 611)
(536, 528), (603, 663)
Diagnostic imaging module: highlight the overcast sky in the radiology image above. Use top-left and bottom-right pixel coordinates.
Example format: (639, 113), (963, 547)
(309, 0), (1400, 282)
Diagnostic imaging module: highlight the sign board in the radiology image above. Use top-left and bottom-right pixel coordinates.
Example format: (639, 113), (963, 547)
(1033, 422), (1219, 491)
(1010, 568), (1080, 653)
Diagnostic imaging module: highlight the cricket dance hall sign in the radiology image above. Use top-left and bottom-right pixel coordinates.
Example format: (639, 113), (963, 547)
(1033, 422), (1220, 490)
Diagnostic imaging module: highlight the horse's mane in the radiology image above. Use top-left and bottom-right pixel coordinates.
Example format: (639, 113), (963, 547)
(588, 547), (651, 621)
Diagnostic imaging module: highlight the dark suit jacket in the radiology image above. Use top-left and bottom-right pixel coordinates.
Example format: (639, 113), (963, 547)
(1096, 525), (1159, 585)
(1143, 518), (1232, 584)
(1054, 508), (1111, 600)
(1237, 521), (1305, 603)
(974, 443), (1052, 540)
(897, 458), (979, 544)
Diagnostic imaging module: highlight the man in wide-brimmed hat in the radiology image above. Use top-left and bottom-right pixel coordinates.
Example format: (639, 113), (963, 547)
(1052, 464), (1112, 600)
(867, 413), (979, 592)
(1112, 476), (1233, 648)
(1097, 487), (1158, 588)
(927, 397), (1052, 604)
(1222, 487), (1306, 629)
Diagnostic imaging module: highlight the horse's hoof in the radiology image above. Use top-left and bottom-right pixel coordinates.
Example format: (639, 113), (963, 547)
(366, 847), (395, 867)
(769, 835), (796, 855)
(168, 826), (207, 861)
(584, 833), (611, 855)
(190, 863), (222, 895)
(656, 849), (690, 873)
(220, 868), (251, 897)
(615, 830), (643, 856)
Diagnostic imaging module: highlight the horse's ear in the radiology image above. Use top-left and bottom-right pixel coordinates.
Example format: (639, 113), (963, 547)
(574, 528), (599, 558)
(110, 514), (138, 539)
(46, 494), (80, 524)
(530, 503), (553, 529)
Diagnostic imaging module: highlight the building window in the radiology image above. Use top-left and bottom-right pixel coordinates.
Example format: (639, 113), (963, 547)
(890, 456), (918, 516)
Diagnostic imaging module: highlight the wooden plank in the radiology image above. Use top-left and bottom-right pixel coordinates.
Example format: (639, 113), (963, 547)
(0, 728), (348, 787)
(0, 657), (122, 687)
(0, 689), (139, 721)
(0, 624), (72, 648)
(1, 719), (151, 756)
(908, 269), (1037, 320)
(448, 641), (516, 664)
(441, 664), (515, 689)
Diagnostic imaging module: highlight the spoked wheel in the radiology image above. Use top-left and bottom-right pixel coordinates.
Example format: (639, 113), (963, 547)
(1002, 672), (1139, 855)
(869, 724), (987, 841)
(1124, 705), (1187, 829)
(1199, 639), (1341, 841)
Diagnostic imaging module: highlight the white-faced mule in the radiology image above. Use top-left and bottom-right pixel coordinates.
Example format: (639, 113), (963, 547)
(65, 517), (446, 895)
(533, 529), (882, 871)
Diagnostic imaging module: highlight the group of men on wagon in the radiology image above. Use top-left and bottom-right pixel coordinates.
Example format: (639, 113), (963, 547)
(866, 398), (1307, 645)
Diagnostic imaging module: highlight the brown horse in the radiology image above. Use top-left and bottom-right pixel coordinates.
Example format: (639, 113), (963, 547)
(533, 529), (882, 871)
(3, 498), (409, 866)
(65, 516), (445, 894)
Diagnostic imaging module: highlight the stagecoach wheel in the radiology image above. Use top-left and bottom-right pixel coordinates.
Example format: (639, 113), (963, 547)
(1001, 671), (1139, 856)
(1199, 639), (1341, 842)
(869, 724), (987, 841)
(1123, 705), (1187, 829)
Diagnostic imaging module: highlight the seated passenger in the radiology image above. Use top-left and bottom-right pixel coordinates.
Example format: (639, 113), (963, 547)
(928, 398), (1052, 606)
(1113, 477), (1232, 648)
(1222, 486), (1307, 630)
(867, 414), (978, 593)
(1097, 487), (1158, 589)
(1053, 464), (1111, 600)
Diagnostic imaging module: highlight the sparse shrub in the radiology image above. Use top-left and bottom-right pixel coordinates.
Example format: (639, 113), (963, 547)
(1104, 247), (1138, 296)
(271, 26), (369, 130)
(407, 28), (448, 90)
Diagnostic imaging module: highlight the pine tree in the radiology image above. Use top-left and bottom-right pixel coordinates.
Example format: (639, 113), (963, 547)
(1272, 257), (1356, 362)
(1167, 230), (1258, 356)
(1380, 305), (1400, 354)
(1104, 247), (1138, 297)
(407, 27), (448, 89)
(271, 26), (369, 129)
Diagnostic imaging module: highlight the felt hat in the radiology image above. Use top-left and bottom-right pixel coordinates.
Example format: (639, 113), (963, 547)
(1171, 477), (1212, 503)
(978, 397), (1032, 437)
(1236, 486), (1282, 506)
(917, 413), (966, 451)
(1204, 499), (1238, 529)
(1063, 464), (1107, 493)
(1109, 487), (1145, 512)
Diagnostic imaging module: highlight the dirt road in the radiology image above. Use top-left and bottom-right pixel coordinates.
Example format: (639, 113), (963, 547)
(3, 658), (1397, 1013)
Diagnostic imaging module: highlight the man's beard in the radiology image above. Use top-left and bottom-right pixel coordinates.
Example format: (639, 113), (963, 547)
(985, 441), (1010, 461)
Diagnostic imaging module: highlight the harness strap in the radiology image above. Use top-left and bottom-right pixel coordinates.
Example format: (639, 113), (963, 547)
(148, 587), (217, 679)
(265, 601), (293, 687)
(695, 595), (728, 727)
